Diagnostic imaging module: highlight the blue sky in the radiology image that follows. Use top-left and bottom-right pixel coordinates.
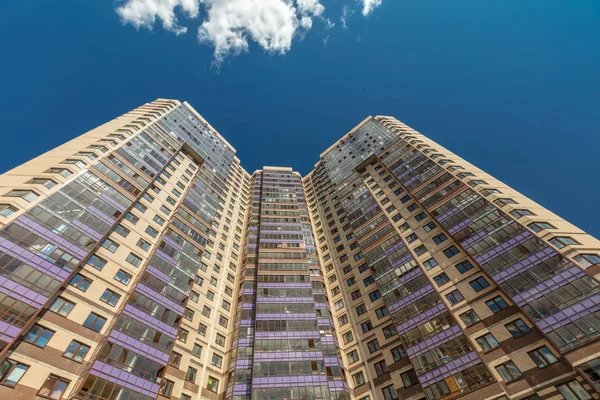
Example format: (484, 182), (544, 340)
(1, 0), (599, 236)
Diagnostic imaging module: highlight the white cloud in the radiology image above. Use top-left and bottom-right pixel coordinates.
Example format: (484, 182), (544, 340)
(296, 0), (324, 16)
(116, 0), (200, 35)
(361, 0), (382, 16)
(198, 0), (299, 62)
(117, 0), (328, 63)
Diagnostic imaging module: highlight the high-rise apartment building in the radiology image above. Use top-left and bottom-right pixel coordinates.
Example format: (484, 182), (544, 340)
(0, 100), (599, 400)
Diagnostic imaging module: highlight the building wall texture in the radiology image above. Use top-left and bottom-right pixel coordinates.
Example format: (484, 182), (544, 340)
(0, 100), (598, 400)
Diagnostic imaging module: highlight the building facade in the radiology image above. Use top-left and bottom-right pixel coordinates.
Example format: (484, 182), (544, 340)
(0, 100), (599, 400)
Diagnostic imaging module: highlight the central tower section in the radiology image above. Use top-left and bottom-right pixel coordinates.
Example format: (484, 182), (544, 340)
(226, 166), (350, 400)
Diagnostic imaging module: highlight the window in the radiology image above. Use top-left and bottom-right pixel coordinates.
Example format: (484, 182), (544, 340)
(459, 310), (480, 327)
(347, 350), (359, 364)
(342, 331), (354, 344)
(376, 306), (389, 319)
(63, 341), (90, 363)
(468, 180), (487, 187)
(528, 346), (558, 368)
(126, 253), (142, 267)
(145, 226), (159, 238)
(445, 290), (464, 305)
(113, 224), (130, 237)
(510, 209), (535, 219)
(374, 360), (388, 376)
(207, 376), (219, 392)
(142, 193), (154, 203)
(443, 245), (460, 258)
(363, 275), (374, 286)
(160, 205), (172, 215)
(0, 359), (28, 387)
(528, 222), (555, 232)
(407, 203), (419, 212)
(423, 222), (436, 232)
(414, 245), (427, 256)
(382, 385), (399, 400)
(505, 319), (531, 338)
(37, 375), (70, 399)
(391, 345), (406, 361)
(476, 333), (499, 352)
(487, 296), (509, 313)
(432, 233), (447, 244)
(369, 289), (381, 302)
(574, 254), (600, 267)
(197, 324), (206, 336)
(494, 198), (517, 207)
(495, 361), (522, 382)
(401, 369), (419, 387)
(383, 324), (398, 338)
(211, 353), (223, 368)
(549, 236), (580, 249)
(433, 273), (450, 286)
(192, 343), (202, 357)
(185, 367), (197, 383)
(190, 291), (200, 303)
(0, 204), (17, 217)
(5, 190), (38, 202)
(405, 233), (418, 243)
(400, 195), (411, 203)
(124, 212), (138, 224)
(100, 289), (120, 307)
(86, 254), (106, 271)
(367, 339), (380, 353)
(83, 313), (106, 332)
(338, 314), (349, 326)
(178, 329), (189, 343)
(356, 304), (367, 316)
(415, 212), (427, 222)
(222, 300), (231, 311)
(215, 333), (226, 346)
(470, 277), (490, 292)
(133, 202), (147, 213)
(114, 269), (132, 285)
(49, 297), (75, 317)
(69, 274), (92, 292)
(61, 159), (86, 168)
(352, 371), (366, 387)
(153, 215), (165, 226)
(481, 188), (501, 196)
(136, 239), (151, 251)
(202, 306), (211, 318)
(28, 178), (57, 189)
(361, 320), (373, 333)
(23, 324), (54, 348)
(101, 238), (119, 253)
(455, 260), (474, 274)
(556, 380), (592, 400)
